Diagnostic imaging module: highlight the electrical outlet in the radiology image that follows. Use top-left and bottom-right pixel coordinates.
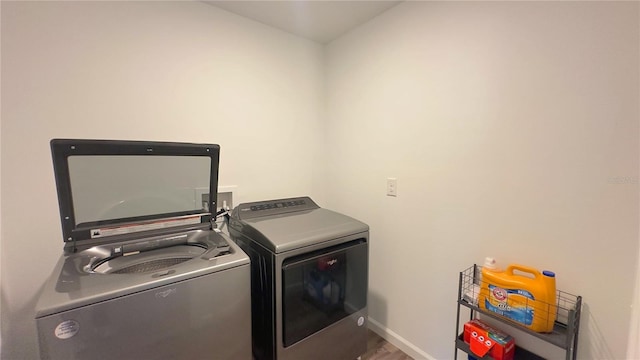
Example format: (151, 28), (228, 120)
(217, 185), (237, 211)
(217, 191), (233, 211)
(387, 178), (397, 197)
(194, 186), (236, 213)
(194, 187), (209, 211)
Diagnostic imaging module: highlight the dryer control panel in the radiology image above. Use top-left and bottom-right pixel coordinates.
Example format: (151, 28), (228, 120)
(232, 196), (319, 220)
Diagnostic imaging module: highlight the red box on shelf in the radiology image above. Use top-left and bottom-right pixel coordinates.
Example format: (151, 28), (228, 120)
(463, 319), (515, 360)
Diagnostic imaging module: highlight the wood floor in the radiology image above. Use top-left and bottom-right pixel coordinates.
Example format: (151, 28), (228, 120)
(361, 329), (413, 360)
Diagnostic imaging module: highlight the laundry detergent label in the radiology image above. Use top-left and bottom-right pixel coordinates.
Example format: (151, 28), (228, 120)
(485, 285), (535, 326)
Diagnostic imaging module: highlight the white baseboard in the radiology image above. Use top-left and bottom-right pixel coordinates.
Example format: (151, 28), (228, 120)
(367, 317), (437, 360)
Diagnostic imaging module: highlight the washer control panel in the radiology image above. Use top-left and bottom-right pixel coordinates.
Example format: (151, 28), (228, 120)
(232, 196), (319, 220)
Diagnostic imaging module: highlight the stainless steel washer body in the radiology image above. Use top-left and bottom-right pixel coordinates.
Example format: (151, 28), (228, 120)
(36, 228), (251, 360)
(36, 140), (252, 359)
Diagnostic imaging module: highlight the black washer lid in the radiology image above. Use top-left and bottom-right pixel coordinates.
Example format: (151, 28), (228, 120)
(50, 139), (220, 248)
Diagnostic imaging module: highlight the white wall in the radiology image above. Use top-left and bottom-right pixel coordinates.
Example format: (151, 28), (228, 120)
(0, 2), (324, 358)
(2, 2), (639, 360)
(0, 1), (3, 355)
(326, 2), (639, 359)
(630, 243), (640, 358)
(628, 5), (640, 357)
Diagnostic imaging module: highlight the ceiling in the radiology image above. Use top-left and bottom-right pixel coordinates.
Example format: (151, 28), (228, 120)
(204, 1), (402, 43)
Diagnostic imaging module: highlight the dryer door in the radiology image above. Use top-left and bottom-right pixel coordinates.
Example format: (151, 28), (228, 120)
(281, 239), (367, 347)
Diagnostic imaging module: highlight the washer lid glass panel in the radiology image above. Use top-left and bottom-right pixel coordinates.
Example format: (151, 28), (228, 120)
(68, 155), (209, 225)
(50, 139), (220, 245)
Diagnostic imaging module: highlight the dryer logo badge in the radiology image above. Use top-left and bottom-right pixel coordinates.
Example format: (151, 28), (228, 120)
(156, 288), (177, 299)
(55, 320), (79, 340)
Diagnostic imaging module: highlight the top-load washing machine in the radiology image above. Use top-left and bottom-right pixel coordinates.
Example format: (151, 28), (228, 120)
(35, 139), (252, 359)
(228, 197), (369, 360)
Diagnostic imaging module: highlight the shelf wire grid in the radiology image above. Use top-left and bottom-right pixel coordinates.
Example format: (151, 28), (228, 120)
(459, 265), (581, 332)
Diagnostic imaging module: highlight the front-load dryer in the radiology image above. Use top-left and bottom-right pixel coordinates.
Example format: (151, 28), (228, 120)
(35, 139), (251, 360)
(229, 197), (369, 360)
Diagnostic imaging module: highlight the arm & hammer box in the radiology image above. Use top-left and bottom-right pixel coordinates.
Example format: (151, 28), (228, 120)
(463, 319), (515, 360)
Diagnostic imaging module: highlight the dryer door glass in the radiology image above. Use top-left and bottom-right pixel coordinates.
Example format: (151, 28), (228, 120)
(281, 239), (367, 347)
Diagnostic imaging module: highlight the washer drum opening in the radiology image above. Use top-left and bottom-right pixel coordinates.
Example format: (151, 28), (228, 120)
(91, 244), (208, 274)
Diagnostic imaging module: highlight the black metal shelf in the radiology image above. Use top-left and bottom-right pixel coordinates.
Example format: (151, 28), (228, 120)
(458, 299), (573, 349)
(454, 265), (582, 360)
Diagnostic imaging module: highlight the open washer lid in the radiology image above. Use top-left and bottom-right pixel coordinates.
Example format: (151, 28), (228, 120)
(50, 139), (220, 252)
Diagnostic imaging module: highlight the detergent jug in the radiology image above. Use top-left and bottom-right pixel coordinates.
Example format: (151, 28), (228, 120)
(479, 258), (557, 333)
